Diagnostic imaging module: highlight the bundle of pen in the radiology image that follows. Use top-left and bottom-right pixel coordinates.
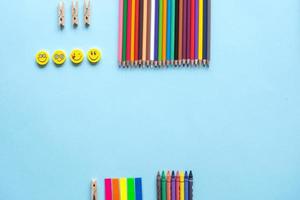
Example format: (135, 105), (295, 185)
(157, 171), (193, 200)
(118, 0), (211, 68)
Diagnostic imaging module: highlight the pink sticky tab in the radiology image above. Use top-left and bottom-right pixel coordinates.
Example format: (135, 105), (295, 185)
(105, 178), (112, 200)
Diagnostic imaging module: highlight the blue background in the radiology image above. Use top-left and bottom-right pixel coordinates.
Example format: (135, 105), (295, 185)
(0, 0), (300, 200)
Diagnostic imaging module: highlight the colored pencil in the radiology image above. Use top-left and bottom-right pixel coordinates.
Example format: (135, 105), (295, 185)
(112, 179), (120, 200)
(182, 0), (187, 64)
(203, 0), (208, 64)
(179, 172), (184, 200)
(122, 0), (128, 64)
(174, 0), (179, 63)
(120, 178), (128, 200)
(190, 0), (195, 64)
(171, 171), (176, 200)
(184, 172), (188, 200)
(131, 0), (136, 64)
(146, 0), (152, 65)
(170, 0), (176, 63)
(178, 0), (183, 64)
(142, 0), (148, 64)
(158, 0), (163, 63)
(126, 0), (132, 64)
(162, 0), (167, 64)
(186, 0), (191, 64)
(138, 0), (144, 64)
(135, 178), (143, 200)
(194, 0), (199, 64)
(162, 171), (166, 200)
(134, 0), (140, 64)
(167, 0), (172, 64)
(154, 0), (159, 65)
(207, 0), (211, 64)
(167, 171), (171, 200)
(105, 178), (113, 200)
(176, 171), (180, 200)
(188, 171), (193, 200)
(150, 0), (156, 63)
(198, 0), (203, 63)
(118, 0), (124, 65)
(157, 172), (162, 200)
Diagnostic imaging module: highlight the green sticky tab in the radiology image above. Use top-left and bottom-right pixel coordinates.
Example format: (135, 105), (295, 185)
(127, 178), (135, 200)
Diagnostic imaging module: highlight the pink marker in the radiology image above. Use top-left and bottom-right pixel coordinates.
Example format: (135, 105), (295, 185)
(105, 178), (112, 200)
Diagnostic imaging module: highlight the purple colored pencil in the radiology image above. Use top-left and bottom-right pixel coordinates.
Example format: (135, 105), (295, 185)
(171, 171), (176, 200)
(154, 0), (159, 63)
(194, 0), (199, 60)
(186, 0), (191, 62)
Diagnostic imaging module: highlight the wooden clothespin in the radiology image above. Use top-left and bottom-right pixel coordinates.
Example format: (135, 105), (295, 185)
(72, 0), (79, 26)
(91, 179), (97, 200)
(58, 1), (65, 27)
(84, 0), (91, 26)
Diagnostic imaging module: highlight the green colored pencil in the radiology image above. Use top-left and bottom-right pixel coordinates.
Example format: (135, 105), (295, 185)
(158, 0), (163, 62)
(122, 0), (128, 62)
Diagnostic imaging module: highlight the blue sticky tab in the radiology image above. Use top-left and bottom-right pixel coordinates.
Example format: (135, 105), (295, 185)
(135, 178), (143, 200)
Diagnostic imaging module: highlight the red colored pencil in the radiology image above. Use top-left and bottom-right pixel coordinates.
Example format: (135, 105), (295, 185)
(134, 0), (140, 64)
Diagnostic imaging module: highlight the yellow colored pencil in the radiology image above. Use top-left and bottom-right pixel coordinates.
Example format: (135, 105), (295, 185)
(131, 0), (136, 63)
(162, 0), (167, 62)
(120, 178), (128, 200)
(198, 0), (203, 61)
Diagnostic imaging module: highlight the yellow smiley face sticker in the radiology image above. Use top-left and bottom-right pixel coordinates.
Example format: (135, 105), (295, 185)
(36, 50), (50, 66)
(52, 50), (66, 65)
(87, 48), (101, 64)
(70, 49), (84, 64)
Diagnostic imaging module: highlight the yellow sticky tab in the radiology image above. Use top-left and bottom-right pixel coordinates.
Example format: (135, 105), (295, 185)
(119, 178), (128, 200)
(87, 48), (101, 64)
(52, 50), (66, 65)
(70, 49), (84, 64)
(36, 50), (50, 66)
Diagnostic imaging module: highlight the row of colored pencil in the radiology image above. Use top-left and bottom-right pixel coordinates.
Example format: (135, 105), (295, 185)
(118, 0), (211, 67)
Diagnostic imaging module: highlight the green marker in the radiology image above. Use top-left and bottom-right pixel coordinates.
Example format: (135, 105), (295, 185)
(127, 178), (135, 200)
(161, 171), (166, 200)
